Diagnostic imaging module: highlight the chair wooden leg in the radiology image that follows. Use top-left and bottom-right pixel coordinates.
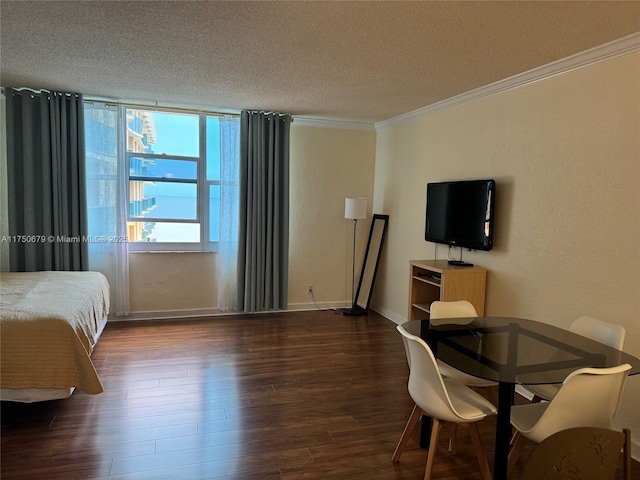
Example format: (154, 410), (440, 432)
(623, 428), (631, 480)
(508, 431), (528, 476)
(393, 404), (423, 462)
(424, 418), (442, 480)
(448, 424), (458, 454)
(467, 423), (493, 480)
(509, 429), (519, 447)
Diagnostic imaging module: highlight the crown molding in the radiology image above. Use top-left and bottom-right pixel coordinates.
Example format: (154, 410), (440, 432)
(292, 116), (375, 131)
(376, 31), (640, 131)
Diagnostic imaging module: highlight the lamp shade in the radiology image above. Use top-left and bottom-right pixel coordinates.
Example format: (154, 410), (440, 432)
(345, 197), (367, 220)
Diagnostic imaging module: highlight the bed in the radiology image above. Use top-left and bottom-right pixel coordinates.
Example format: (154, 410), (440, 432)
(0, 271), (110, 402)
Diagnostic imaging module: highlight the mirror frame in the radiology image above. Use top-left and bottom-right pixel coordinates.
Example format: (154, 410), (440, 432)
(345, 214), (389, 316)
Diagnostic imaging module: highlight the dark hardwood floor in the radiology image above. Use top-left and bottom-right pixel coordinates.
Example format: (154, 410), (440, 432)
(1, 310), (637, 479)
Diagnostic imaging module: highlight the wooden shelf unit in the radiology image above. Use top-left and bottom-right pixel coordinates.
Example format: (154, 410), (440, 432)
(408, 260), (487, 321)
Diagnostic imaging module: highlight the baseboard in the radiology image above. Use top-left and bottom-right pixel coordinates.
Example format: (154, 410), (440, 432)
(109, 308), (238, 321)
(109, 302), (351, 321)
(286, 301), (350, 312)
(369, 302), (406, 325)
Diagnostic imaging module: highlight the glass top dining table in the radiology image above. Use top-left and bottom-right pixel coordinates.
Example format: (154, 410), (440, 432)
(402, 316), (640, 480)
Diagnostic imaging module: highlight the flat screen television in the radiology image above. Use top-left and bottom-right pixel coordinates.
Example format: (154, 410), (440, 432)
(425, 179), (495, 251)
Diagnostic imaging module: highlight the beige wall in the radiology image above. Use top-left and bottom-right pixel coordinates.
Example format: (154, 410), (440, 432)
(129, 252), (218, 313)
(373, 52), (640, 446)
(288, 125), (376, 309)
(128, 124), (377, 314)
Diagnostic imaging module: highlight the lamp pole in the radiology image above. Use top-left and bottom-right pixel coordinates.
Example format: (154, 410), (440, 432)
(351, 218), (357, 305)
(344, 197), (367, 314)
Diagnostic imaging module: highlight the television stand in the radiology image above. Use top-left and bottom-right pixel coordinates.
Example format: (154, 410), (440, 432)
(447, 260), (474, 267)
(408, 260), (487, 321)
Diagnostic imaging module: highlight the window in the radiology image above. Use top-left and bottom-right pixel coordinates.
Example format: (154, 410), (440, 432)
(86, 105), (239, 252)
(85, 105), (240, 251)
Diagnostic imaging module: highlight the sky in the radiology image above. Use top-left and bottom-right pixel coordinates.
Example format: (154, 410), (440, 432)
(136, 112), (221, 197)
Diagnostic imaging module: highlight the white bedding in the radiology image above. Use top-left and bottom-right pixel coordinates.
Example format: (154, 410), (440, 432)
(0, 271), (110, 402)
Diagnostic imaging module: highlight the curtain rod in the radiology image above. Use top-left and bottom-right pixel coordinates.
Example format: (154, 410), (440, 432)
(84, 96), (241, 118)
(0, 89), (238, 117)
(244, 110), (293, 121)
(2, 88), (292, 121)
(87, 101), (294, 121)
(1, 87), (81, 98)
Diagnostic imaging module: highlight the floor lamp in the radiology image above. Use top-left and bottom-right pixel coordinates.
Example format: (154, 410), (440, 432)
(344, 197), (367, 315)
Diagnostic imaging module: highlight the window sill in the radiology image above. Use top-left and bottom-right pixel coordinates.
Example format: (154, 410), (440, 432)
(129, 250), (216, 254)
(127, 243), (219, 253)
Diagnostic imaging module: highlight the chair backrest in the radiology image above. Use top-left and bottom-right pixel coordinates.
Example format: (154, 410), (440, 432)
(522, 427), (626, 480)
(519, 317), (625, 387)
(399, 332), (412, 369)
(429, 300), (477, 326)
(526, 364), (631, 444)
(570, 316), (625, 350)
(396, 324), (469, 423)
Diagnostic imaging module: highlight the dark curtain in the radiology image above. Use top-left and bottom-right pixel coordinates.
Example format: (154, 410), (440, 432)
(237, 111), (291, 312)
(5, 88), (88, 271)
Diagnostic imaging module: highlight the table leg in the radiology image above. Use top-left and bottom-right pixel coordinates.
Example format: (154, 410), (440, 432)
(420, 324), (437, 447)
(493, 382), (515, 480)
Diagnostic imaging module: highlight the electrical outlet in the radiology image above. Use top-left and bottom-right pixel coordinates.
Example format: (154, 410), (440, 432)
(307, 284), (314, 294)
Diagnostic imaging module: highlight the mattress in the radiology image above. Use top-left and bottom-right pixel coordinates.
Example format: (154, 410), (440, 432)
(0, 271), (110, 400)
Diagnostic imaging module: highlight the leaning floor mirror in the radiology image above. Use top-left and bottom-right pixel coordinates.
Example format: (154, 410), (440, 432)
(344, 214), (389, 316)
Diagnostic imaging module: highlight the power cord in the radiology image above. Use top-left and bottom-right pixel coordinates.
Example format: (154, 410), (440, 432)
(309, 289), (344, 314)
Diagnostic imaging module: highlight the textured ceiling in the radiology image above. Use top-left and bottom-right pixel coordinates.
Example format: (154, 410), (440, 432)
(2, 1), (640, 124)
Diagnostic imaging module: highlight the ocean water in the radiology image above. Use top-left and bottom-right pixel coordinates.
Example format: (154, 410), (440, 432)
(152, 222), (200, 242)
(133, 195), (220, 243)
(146, 195), (197, 220)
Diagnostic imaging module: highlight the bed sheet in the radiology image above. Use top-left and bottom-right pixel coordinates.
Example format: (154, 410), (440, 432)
(0, 271), (110, 396)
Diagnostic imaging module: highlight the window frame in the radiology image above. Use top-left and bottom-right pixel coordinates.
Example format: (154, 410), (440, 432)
(125, 110), (219, 252)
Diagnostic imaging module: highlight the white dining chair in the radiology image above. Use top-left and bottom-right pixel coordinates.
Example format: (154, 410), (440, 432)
(393, 324), (497, 480)
(524, 316), (626, 402)
(430, 300), (497, 389)
(508, 363), (632, 474)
